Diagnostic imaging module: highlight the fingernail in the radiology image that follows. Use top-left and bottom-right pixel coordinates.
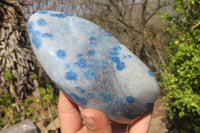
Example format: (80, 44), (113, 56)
(81, 115), (96, 130)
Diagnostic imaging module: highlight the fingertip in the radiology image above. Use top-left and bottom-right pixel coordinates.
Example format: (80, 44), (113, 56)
(58, 91), (83, 133)
(81, 108), (112, 133)
(58, 91), (78, 116)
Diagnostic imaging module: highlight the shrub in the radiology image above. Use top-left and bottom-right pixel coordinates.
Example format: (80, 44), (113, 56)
(0, 81), (58, 130)
(161, 0), (200, 132)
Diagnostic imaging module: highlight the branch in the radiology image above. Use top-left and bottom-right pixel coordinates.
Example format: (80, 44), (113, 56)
(144, 50), (160, 72)
(116, 18), (142, 34)
(145, 8), (161, 24)
(144, 0), (173, 25)
(192, 23), (200, 30)
(141, 0), (148, 27)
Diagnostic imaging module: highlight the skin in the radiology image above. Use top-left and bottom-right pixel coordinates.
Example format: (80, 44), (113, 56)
(58, 91), (153, 133)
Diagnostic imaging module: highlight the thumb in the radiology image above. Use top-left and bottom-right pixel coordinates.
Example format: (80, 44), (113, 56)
(81, 108), (112, 133)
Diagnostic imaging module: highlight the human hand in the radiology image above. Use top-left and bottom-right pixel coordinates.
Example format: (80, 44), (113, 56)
(58, 91), (153, 133)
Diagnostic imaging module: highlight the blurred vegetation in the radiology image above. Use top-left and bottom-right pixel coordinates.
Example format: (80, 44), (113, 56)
(161, 0), (200, 132)
(0, 73), (58, 130)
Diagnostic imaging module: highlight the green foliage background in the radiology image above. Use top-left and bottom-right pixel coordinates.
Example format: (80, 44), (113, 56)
(0, 76), (58, 130)
(161, 0), (200, 132)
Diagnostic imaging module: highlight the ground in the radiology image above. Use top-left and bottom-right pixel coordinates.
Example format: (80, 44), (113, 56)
(149, 96), (168, 133)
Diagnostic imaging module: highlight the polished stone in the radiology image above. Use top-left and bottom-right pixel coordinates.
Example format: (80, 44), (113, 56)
(28, 10), (160, 124)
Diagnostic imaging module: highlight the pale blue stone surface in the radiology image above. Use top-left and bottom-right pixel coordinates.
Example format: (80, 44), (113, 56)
(28, 10), (160, 124)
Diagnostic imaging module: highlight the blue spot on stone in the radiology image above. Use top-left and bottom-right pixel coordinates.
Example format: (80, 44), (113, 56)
(65, 63), (71, 68)
(36, 18), (46, 26)
(76, 86), (86, 94)
(64, 13), (73, 16)
(100, 91), (114, 103)
(56, 50), (66, 59)
(75, 58), (87, 68)
(105, 106), (113, 113)
(123, 55), (127, 58)
(111, 57), (120, 63)
(89, 64), (101, 70)
(102, 61), (109, 67)
(77, 53), (83, 57)
(42, 33), (53, 38)
(49, 13), (67, 18)
(124, 55), (132, 58)
(119, 98), (125, 106)
(28, 21), (34, 34)
(116, 62), (125, 71)
(107, 32), (112, 37)
(109, 50), (119, 55)
(32, 31), (42, 49)
(87, 93), (95, 99)
(128, 55), (132, 58)
(91, 59), (99, 63)
(99, 27), (103, 32)
(126, 96), (135, 103)
(109, 46), (121, 55)
(65, 71), (77, 80)
(104, 93), (113, 103)
(84, 70), (97, 81)
(88, 60), (101, 70)
(38, 10), (49, 14)
(148, 70), (154, 77)
(113, 46), (122, 51)
(89, 36), (97, 47)
(87, 50), (95, 56)
(70, 93), (87, 105)
(145, 102), (153, 108)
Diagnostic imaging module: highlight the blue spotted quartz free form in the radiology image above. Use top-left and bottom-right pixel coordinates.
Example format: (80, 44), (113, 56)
(28, 10), (160, 124)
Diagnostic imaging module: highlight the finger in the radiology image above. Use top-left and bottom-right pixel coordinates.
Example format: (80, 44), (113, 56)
(129, 106), (154, 133)
(58, 90), (83, 133)
(81, 108), (112, 133)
